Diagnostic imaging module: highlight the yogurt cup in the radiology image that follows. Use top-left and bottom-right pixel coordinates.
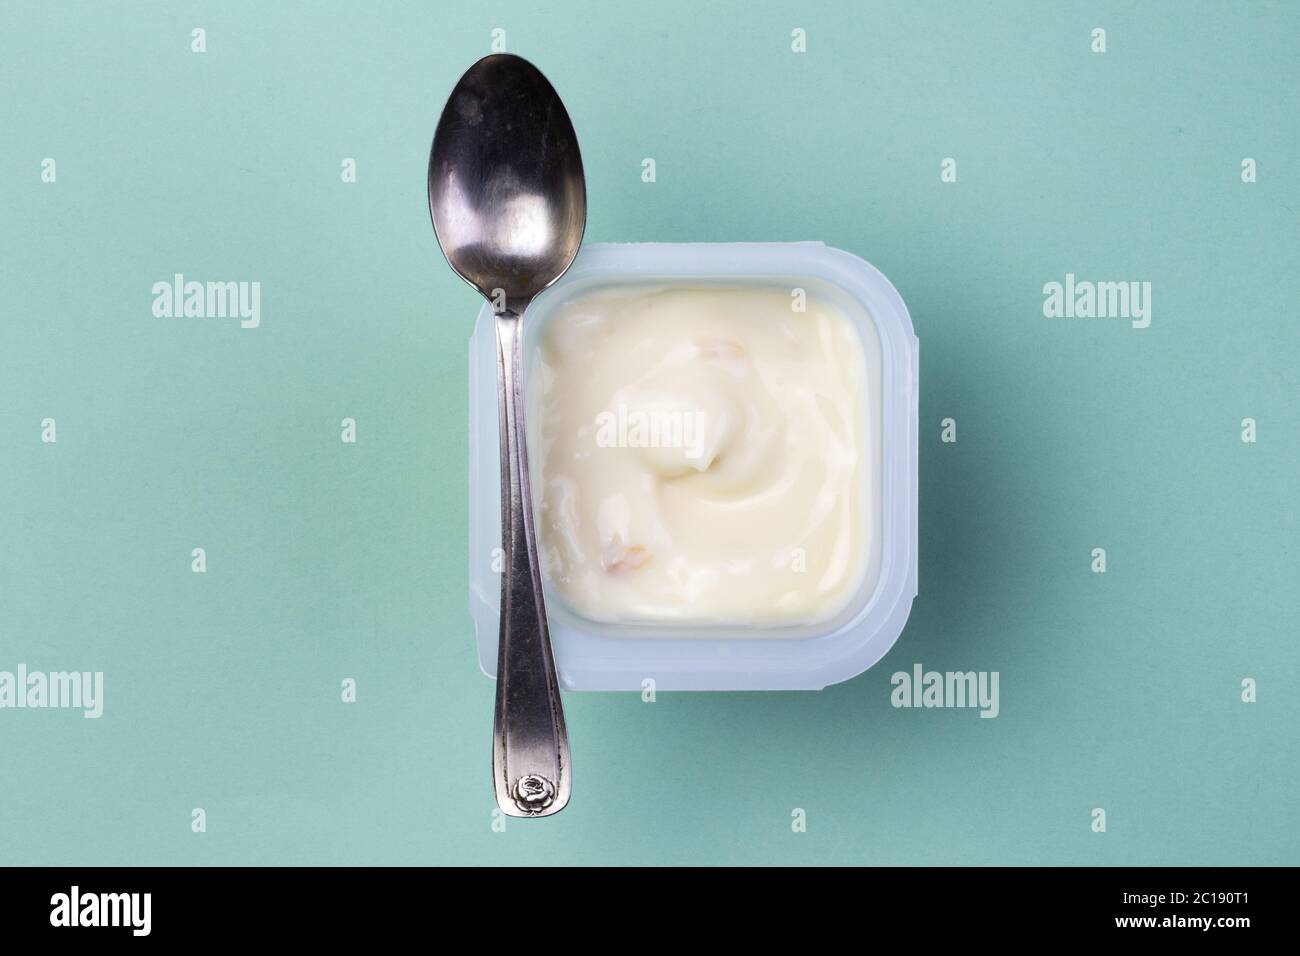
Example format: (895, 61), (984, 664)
(467, 242), (919, 690)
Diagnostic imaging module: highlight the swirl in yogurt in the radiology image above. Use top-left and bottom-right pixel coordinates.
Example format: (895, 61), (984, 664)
(528, 284), (876, 627)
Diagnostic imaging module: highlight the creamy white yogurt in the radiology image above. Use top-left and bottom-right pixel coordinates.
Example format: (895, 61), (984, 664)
(528, 284), (877, 627)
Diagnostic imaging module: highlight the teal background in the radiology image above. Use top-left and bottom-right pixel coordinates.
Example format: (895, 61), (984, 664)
(1, 1), (1297, 865)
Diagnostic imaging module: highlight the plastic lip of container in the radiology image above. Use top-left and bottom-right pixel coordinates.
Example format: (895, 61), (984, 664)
(467, 242), (919, 691)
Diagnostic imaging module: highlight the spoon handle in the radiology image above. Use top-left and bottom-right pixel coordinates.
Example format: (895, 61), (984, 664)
(491, 309), (571, 817)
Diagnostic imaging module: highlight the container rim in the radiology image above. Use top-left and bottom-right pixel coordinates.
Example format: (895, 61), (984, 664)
(467, 242), (919, 691)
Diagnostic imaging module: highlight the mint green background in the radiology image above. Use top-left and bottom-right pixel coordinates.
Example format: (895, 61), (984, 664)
(2, 1), (1297, 866)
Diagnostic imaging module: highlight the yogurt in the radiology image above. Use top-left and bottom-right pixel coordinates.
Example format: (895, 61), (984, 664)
(528, 284), (874, 626)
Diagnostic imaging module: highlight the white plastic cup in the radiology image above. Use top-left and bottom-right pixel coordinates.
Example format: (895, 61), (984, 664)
(468, 242), (919, 690)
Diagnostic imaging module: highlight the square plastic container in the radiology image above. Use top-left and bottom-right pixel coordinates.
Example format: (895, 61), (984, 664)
(467, 242), (918, 690)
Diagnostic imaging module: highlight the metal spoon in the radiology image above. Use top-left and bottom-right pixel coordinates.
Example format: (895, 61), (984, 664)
(428, 54), (585, 817)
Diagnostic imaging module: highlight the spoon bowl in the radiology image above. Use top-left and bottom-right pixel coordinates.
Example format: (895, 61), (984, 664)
(429, 54), (586, 306)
